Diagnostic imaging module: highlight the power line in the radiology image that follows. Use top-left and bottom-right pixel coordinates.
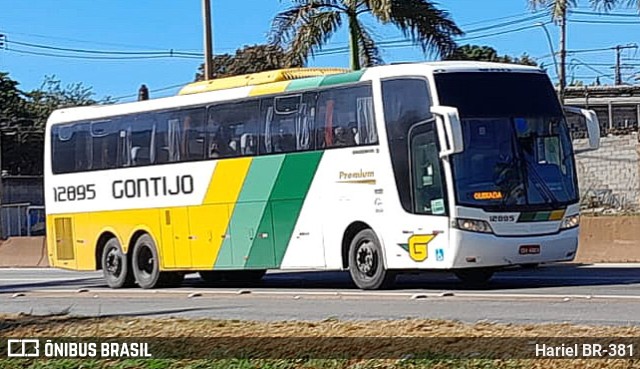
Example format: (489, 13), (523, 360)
(315, 21), (553, 57)
(6, 39), (202, 57)
(570, 19), (640, 25)
(5, 48), (201, 60)
(111, 82), (191, 101)
(463, 13), (549, 34)
(458, 10), (548, 27)
(569, 10), (640, 18)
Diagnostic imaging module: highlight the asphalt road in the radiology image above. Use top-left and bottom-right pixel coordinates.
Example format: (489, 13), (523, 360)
(1, 264), (639, 325)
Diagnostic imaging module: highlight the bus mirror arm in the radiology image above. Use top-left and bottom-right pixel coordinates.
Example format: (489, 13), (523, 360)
(564, 106), (600, 151)
(431, 106), (464, 157)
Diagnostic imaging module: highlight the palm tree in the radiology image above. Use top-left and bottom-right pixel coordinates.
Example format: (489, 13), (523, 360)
(269, 0), (463, 70)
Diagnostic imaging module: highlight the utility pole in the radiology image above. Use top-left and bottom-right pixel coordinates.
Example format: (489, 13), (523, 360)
(615, 45), (622, 85)
(202, 0), (214, 80)
(558, 9), (567, 103)
(614, 44), (637, 85)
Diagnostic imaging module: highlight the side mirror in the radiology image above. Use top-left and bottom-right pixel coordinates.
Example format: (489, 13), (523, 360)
(564, 106), (600, 150)
(431, 106), (464, 157)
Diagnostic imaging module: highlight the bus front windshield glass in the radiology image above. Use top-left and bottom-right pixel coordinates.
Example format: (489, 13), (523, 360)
(434, 72), (578, 210)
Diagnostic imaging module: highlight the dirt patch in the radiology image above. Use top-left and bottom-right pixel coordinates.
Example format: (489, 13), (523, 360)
(577, 216), (640, 263)
(0, 236), (48, 267)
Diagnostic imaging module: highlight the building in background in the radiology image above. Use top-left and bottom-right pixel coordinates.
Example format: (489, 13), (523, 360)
(565, 85), (640, 213)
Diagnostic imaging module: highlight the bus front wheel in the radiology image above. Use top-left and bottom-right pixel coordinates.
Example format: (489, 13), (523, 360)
(132, 234), (162, 289)
(101, 238), (134, 289)
(348, 229), (395, 290)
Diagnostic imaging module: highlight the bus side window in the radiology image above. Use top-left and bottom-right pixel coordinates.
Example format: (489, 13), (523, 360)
(315, 84), (376, 149)
(261, 95), (300, 154)
(154, 117), (170, 164)
(51, 123), (90, 174)
(90, 119), (121, 170)
(129, 113), (156, 166)
(183, 109), (206, 161)
(208, 100), (260, 158)
(382, 78), (433, 214)
(411, 123), (447, 215)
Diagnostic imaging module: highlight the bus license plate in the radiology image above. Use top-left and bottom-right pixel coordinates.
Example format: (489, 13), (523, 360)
(519, 245), (540, 255)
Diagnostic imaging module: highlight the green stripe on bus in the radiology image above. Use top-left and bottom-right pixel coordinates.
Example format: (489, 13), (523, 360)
(214, 156), (285, 269)
(518, 211), (553, 222)
(286, 76), (325, 91)
(319, 70), (365, 87)
(533, 211), (551, 221)
(245, 151), (323, 268)
(518, 212), (536, 222)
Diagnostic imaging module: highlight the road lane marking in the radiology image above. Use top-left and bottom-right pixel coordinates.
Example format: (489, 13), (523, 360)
(10, 288), (640, 302)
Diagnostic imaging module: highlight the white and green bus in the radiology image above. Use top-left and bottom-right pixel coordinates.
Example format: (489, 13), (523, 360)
(44, 62), (600, 289)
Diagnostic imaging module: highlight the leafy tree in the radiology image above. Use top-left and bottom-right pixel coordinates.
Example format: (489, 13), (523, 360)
(195, 44), (302, 81)
(0, 73), (105, 175)
(270, 0), (463, 70)
(445, 44), (538, 66)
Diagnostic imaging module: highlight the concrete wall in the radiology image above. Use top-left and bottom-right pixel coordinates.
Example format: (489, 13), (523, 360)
(573, 133), (640, 211)
(576, 216), (640, 263)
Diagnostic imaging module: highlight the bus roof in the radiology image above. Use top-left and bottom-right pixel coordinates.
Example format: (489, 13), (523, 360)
(178, 67), (350, 95)
(46, 62), (544, 127)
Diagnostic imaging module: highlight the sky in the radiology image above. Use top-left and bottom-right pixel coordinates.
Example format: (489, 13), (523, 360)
(1, 0), (639, 103)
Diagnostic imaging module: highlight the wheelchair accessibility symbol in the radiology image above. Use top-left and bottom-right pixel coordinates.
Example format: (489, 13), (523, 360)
(435, 248), (445, 262)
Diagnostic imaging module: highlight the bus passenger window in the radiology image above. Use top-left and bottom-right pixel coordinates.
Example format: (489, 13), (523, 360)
(316, 84), (376, 149)
(51, 123), (90, 174)
(90, 119), (121, 170)
(128, 113), (155, 166)
(183, 110), (206, 161)
(207, 100), (260, 158)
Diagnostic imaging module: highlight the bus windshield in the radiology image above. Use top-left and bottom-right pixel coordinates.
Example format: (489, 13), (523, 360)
(434, 72), (578, 210)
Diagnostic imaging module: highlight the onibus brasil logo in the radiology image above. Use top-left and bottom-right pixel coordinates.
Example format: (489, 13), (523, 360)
(6, 339), (152, 358)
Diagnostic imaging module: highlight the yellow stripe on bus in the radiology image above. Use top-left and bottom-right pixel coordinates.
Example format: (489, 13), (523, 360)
(202, 158), (252, 205)
(549, 209), (566, 221)
(191, 158), (253, 268)
(248, 81), (290, 96)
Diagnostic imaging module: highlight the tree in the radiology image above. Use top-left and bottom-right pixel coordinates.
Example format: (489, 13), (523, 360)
(445, 44), (538, 66)
(0, 73), (106, 175)
(270, 0), (463, 71)
(195, 44), (302, 81)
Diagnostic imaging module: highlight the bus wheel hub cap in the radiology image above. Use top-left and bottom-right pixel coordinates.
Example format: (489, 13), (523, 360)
(357, 241), (375, 275)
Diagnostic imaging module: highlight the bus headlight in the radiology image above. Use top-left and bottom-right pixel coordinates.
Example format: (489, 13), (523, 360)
(453, 218), (494, 234)
(560, 214), (580, 229)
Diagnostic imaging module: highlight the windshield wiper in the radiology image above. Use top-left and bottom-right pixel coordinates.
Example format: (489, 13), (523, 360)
(523, 159), (558, 204)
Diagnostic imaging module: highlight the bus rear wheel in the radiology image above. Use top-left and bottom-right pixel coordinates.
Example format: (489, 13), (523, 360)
(132, 234), (162, 289)
(348, 229), (395, 290)
(102, 238), (134, 289)
(454, 269), (494, 287)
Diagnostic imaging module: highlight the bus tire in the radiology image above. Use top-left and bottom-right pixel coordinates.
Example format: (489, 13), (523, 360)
(454, 269), (494, 287)
(131, 234), (162, 289)
(101, 238), (134, 289)
(348, 229), (395, 290)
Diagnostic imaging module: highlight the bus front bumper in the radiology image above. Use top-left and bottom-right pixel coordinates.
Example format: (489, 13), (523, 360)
(451, 227), (579, 269)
